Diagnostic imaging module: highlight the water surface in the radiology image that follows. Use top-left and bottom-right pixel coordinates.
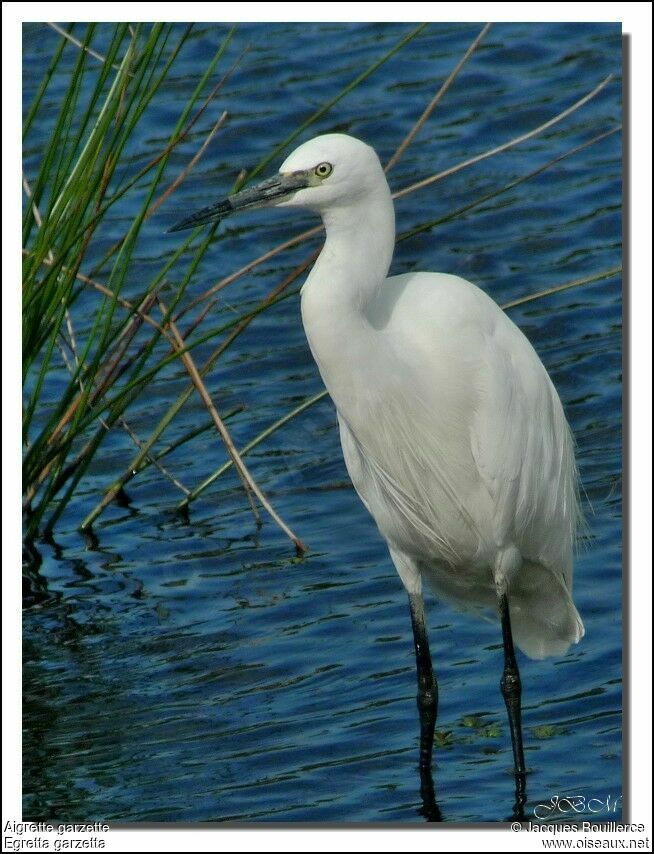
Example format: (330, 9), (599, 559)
(23, 21), (622, 823)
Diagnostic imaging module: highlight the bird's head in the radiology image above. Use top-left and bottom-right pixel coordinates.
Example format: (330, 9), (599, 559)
(167, 133), (385, 233)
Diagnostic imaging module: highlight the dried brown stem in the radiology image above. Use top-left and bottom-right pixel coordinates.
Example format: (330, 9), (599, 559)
(159, 298), (307, 550)
(147, 111), (229, 219)
(22, 249), (166, 335)
(117, 417), (191, 495)
(502, 267), (622, 310)
(27, 289), (161, 502)
(177, 226), (322, 320)
(393, 74), (614, 201)
(159, 297), (261, 524)
(50, 289), (157, 448)
(385, 22), (492, 173)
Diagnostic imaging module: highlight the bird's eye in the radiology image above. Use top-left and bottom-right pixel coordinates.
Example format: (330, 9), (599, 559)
(314, 162), (333, 178)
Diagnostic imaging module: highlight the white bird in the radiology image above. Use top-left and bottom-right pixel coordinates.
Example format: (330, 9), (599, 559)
(170, 133), (585, 799)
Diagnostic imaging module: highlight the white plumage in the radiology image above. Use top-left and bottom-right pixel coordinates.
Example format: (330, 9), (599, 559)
(170, 130), (587, 791)
(278, 134), (584, 660)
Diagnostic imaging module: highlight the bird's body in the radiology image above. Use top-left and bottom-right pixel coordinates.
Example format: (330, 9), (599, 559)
(293, 138), (583, 661)
(170, 131), (586, 802)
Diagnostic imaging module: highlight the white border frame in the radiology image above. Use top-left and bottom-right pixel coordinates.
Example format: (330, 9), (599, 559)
(4, 5), (651, 851)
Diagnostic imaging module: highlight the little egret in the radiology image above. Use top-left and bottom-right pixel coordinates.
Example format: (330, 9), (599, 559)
(170, 134), (585, 808)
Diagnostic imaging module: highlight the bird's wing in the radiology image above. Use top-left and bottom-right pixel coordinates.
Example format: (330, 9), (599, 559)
(469, 316), (581, 583)
(340, 274), (493, 565)
(340, 272), (581, 580)
(383, 273), (579, 577)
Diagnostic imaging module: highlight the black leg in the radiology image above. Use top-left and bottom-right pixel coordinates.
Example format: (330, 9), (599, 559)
(408, 592), (438, 762)
(499, 592), (527, 816)
(408, 592), (441, 821)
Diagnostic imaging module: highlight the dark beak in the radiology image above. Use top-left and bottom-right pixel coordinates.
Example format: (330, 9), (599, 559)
(167, 172), (310, 233)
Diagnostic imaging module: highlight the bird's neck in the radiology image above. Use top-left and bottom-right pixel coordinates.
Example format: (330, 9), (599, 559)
(300, 184), (395, 395)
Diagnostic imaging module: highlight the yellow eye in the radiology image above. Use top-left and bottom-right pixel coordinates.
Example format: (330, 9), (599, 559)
(314, 162), (333, 178)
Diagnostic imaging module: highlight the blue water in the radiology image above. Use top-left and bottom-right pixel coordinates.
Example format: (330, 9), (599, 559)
(22, 22), (622, 823)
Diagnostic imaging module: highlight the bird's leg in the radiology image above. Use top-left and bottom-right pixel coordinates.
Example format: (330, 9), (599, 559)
(408, 592), (441, 821)
(408, 592), (438, 769)
(499, 592), (527, 815)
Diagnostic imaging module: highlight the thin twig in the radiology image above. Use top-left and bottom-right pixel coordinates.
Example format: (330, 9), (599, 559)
(47, 289), (158, 451)
(393, 74), (614, 201)
(23, 174), (55, 265)
(501, 267), (622, 310)
(159, 298), (307, 552)
(398, 126), (622, 243)
(46, 22), (129, 74)
(24, 173), (81, 367)
(92, 292), (161, 402)
(158, 297), (261, 524)
(27, 289), (161, 503)
(177, 226), (322, 319)
(180, 297), (220, 341)
(53, 325), (191, 495)
(117, 417), (191, 494)
(179, 390), (328, 508)
(385, 22), (492, 173)
(147, 111), (229, 218)
(63, 308), (80, 367)
(22, 249), (166, 335)
(55, 337), (77, 378)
